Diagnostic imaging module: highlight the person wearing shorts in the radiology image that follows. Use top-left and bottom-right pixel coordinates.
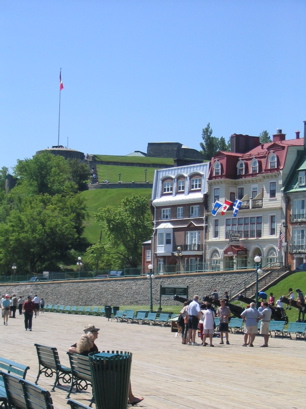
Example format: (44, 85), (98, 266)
(217, 299), (231, 345)
(241, 302), (262, 347)
(187, 295), (201, 345)
(259, 302), (272, 347)
(202, 303), (215, 347)
(2, 295), (10, 326)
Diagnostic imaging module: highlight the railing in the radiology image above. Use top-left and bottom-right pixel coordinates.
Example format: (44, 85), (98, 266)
(290, 213), (306, 222)
(251, 199), (263, 208)
(240, 200), (250, 209)
(174, 244), (204, 252)
(289, 243), (306, 253)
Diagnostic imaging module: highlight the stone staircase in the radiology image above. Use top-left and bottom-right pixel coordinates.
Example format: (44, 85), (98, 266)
(230, 265), (293, 301)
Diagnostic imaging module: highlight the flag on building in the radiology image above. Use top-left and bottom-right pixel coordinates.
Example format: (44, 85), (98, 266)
(278, 227), (285, 251)
(221, 199), (232, 215)
(211, 201), (222, 216)
(232, 199), (243, 217)
(59, 70), (64, 90)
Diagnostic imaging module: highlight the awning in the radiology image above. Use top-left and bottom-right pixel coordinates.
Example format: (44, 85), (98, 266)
(224, 245), (248, 256)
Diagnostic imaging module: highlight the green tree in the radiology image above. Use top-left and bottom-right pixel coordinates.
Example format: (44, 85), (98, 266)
(259, 130), (271, 143)
(67, 159), (91, 191)
(200, 123), (229, 159)
(95, 194), (152, 268)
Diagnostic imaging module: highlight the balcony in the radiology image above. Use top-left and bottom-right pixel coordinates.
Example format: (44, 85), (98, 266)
(290, 213), (306, 223)
(174, 244), (203, 252)
(251, 199), (263, 208)
(240, 200), (250, 210)
(289, 243), (306, 253)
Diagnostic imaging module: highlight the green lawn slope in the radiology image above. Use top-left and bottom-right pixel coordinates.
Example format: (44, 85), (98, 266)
(81, 188), (152, 243)
(96, 164), (156, 183)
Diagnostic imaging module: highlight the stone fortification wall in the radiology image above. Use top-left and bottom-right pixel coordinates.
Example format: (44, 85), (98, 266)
(0, 271), (254, 306)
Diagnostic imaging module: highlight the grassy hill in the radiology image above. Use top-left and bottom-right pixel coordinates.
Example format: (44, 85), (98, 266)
(81, 188), (152, 243)
(96, 164), (156, 184)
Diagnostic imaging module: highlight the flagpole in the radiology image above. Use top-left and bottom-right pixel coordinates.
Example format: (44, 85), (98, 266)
(58, 84), (61, 146)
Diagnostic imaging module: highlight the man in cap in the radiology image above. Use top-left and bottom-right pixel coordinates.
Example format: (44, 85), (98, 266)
(23, 296), (35, 331)
(2, 295), (10, 326)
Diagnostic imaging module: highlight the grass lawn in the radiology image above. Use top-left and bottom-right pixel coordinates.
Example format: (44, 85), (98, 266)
(96, 164), (156, 183)
(94, 155), (174, 165)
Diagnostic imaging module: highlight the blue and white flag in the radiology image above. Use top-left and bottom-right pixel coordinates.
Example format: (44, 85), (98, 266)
(211, 201), (222, 216)
(232, 199), (243, 217)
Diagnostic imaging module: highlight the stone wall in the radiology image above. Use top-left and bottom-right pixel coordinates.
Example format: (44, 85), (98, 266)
(0, 271), (254, 307)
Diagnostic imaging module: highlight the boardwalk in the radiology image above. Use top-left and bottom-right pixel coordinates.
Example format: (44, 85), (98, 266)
(0, 312), (305, 409)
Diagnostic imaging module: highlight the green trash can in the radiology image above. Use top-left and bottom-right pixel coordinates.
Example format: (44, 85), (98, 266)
(105, 305), (112, 319)
(89, 351), (132, 409)
(112, 306), (119, 315)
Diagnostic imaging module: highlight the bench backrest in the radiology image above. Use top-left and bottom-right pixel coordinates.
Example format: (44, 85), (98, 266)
(269, 321), (285, 329)
(158, 313), (169, 321)
(146, 313), (157, 320)
(229, 318), (243, 326)
(67, 399), (92, 409)
(1, 372), (54, 409)
(135, 312), (146, 320)
(67, 353), (92, 383)
(0, 357), (29, 379)
(34, 344), (61, 372)
(287, 322), (306, 332)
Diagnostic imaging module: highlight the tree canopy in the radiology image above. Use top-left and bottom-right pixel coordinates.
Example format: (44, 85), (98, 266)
(200, 123), (230, 160)
(259, 130), (271, 143)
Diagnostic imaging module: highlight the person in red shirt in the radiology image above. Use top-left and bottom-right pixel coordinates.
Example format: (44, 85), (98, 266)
(23, 296), (35, 331)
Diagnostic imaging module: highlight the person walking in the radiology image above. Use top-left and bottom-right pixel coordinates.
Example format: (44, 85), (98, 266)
(11, 294), (18, 318)
(2, 295), (10, 326)
(23, 296), (35, 331)
(18, 296), (24, 315)
(187, 295), (201, 345)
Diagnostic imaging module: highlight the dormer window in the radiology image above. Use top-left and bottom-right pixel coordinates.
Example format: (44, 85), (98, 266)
(269, 153), (277, 169)
(191, 177), (201, 190)
(251, 158), (258, 174)
(177, 178), (185, 192)
(163, 180), (173, 193)
(298, 170), (306, 186)
(237, 160), (245, 175)
(214, 161), (221, 176)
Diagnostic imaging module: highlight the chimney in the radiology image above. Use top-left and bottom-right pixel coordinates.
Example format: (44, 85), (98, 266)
(273, 128), (286, 142)
(296, 131), (300, 139)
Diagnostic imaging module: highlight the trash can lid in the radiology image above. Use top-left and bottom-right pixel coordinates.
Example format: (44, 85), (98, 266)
(92, 352), (131, 359)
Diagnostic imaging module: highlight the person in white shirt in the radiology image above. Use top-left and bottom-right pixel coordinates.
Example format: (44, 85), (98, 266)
(202, 303), (215, 347)
(187, 295), (201, 345)
(32, 295), (41, 317)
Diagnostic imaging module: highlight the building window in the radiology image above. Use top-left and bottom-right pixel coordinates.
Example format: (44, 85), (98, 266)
(230, 192), (235, 203)
(237, 160), (245, 175)
(214, 161), (221, 176)
(191, 177), (201, 190)
(157, 232), (164, 245)
(237, 187), (244, 200)
(186, 231), (200, 250)
(225, 216), (261, 239)
(298, 170), (306, 186)
(161, 208), (171, 219)
(267, 249), (277, 265)
(190, 205), (199, 217)
(213, 188), (220, 202)
(214, 219), (219, 238)
(256, 216), (262, 237)
(211, 251), (220, 271)
(163, 181), (173, 193)
(251, 158), (258, 174)
(177, 179), (185, 192)
(146, 250), (151, 261)
(292, 199), (306, 221)
(165, 233), (171, 245)
(270, 215), (276, 235)
(269, 181), (276, 198)
(177, 207), (183, 219)
(157, 259), (164, 274)
(292, 229), (305, 250)
(269, 153), (277, 169)
(244, 217), (249, 238)
(251, 185), (258, 199)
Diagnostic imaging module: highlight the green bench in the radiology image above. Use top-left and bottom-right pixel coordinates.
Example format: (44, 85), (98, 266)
(67, 399), (92, 409)
(66, 353), (92, 401)
(34, 344), (71, 392)
(155, 313), (170, 326)
(0, 357), (29, 408)
(1, 372), (54, 409)
(269, 321), (285, 338)
(284, 322), (306, 339)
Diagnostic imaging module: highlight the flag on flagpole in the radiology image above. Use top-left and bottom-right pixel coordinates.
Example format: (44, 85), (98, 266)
(211, 201), (222, 216)
(59, 70), (64, 90)
(278, 227), (285, 251)
(221, 199), (232, 215)
(232, 199), (243, 217)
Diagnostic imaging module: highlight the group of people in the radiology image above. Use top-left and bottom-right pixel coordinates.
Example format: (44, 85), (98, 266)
(0, 294), (44, 330)
(179, 294), (231, 347)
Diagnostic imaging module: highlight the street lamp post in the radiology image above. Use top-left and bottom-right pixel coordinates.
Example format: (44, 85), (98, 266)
(118, 173), (121, 182)
(12, 263), (17, 281)
(76, 257), (83, 277)
(173, 246), (183, 273)
(147, 264), (154, 312)
(254, 255), (263, 307)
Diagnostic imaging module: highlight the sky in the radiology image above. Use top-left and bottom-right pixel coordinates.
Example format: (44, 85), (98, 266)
(1, 0), (306, 171)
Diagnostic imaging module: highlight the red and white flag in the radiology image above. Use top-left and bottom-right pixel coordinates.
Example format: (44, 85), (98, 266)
(59, 70), (64, 90)
(221, 199), (232, 215)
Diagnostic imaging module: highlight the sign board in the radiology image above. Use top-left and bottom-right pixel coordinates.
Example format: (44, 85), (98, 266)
(229, 233), (240, 243)
(160, 285), (188, 298)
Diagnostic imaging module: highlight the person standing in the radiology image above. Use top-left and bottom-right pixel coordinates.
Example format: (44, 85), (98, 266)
(187, 295), (201, 345)
(179, 301), (189, 344)
(202, 303), (215, 347)
(18, 296), (24, 315)
(2, 295), (10, 326)
(259, 302), (272, 347)
(217, 299), (231, 345)
(11, 294), (18, 318)
(32, 294), (41, 317)
(241, 302), (262, 347)
(40, 298), (45, 313)
(23, 296), (35, 331)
